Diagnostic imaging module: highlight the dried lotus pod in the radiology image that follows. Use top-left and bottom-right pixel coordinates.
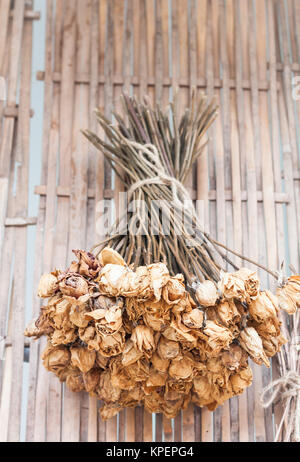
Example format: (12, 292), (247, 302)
(218, 272), (247, 302)
(38, 273), (58, 298)
(70, 346), (96, 373)
(59, 273), (89, 299)
(42, 343), (70, 373)
(131, 325), (155, 357)
(99, 246), (126, 266)
(238, 327), (270, 367)
(195, 280), (219, 307)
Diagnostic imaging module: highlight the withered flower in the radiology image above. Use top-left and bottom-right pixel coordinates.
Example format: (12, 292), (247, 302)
(121, 339), (143, 367)
(221, 344), (248, 371)
(99, 329), (125, 357)
(37, 273), (59, 298)
(82, 368), (101, 393)
(66, 372), (85, 392)
(50, 328), (77, 346)
(248, 290), (279, 324)
(100, 403), (123, 421)
(151, 352), (170, 373)
(234, 268), (260, 300)
(195, 280), (219, 307)
(71, 250), (101, 278)
(238, 327), (270, 367)
(131, 325), (155, 357)
(182, 309), (204, 329)
(277, 275), (300, 314)
(230, 365), (253, 395)
(85, 305), (123, 336)
(168, 356), (194, 381)
(202, 320), (233, 356)
(42, 343), (70, 374)
(218, 272), (247, 302)
(59, 273), (89, 299)
(70, 346), (96, 373)
(157, 336), (180, 360)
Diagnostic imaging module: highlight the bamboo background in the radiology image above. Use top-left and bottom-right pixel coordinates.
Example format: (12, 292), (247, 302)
(0, 0), (299, 442)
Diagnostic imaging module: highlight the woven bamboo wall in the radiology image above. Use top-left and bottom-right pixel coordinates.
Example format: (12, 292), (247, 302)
(0, 0), (299, 442)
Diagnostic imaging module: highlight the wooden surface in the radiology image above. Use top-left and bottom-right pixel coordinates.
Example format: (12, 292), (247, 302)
(0, 0), (299, 442)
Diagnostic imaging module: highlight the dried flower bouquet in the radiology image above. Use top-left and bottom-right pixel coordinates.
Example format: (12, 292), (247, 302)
(25, 92), (300, 424)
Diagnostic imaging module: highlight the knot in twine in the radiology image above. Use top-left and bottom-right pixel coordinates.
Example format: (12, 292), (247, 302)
(260, 370), (300, 442)
(126, 141), (194, 212)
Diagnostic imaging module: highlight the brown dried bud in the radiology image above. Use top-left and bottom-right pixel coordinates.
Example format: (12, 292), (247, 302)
(37, 273), (58, 298)
(239, 327), (270, 367)
(195, 280), (219, 307)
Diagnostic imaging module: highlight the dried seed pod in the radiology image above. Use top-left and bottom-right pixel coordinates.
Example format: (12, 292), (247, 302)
(195, 280), (219, 307)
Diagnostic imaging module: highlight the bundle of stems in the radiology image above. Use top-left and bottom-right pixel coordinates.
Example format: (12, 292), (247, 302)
(82, 91), (276, 287)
